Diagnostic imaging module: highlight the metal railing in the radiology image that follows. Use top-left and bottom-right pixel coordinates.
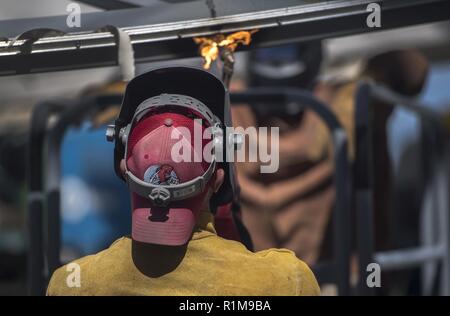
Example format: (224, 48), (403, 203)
(27, 101), (66, 296)
(27, 95), (122, 295)
(45, 95), (123, 276)
(354, 81), (450, 295)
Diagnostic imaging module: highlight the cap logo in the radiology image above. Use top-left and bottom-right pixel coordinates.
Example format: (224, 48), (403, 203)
(143, 164), (180, 185)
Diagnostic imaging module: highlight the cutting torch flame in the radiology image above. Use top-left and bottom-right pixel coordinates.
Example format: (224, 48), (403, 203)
(194, 30), (258, 69)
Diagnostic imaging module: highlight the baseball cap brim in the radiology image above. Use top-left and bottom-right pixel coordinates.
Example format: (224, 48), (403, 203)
(132, 207), (195, 246)
(131, 186), (209, 246)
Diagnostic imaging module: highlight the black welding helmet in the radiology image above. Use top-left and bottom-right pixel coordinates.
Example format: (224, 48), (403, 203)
(248, 41), (323, 89)
(106, 66), (238, 212)
(247, 42), (323, 126)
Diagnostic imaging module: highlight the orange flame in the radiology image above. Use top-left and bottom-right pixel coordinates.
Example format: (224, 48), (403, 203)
(194, 30), (258, 69)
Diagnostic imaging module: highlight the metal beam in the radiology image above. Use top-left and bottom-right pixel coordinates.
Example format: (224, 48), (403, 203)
(74, 0), (140, 10)
(375, 246), (445, 271)
(0, 0), (449, 76)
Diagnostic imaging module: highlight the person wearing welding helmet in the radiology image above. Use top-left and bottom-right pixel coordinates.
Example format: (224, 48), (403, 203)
(46, 66), (320, 296)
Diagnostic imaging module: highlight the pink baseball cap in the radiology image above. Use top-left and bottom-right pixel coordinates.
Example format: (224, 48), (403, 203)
(126, 110), (213, 246)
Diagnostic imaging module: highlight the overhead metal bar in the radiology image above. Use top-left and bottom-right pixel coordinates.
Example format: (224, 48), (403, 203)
(74, 0), (141, 10)
(0, 0), (449, 76)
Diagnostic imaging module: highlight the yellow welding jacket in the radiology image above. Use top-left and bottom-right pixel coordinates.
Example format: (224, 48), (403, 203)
(47, 211), (320, 296)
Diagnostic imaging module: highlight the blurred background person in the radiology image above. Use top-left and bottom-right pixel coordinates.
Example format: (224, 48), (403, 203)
(232, 41), (353, 265)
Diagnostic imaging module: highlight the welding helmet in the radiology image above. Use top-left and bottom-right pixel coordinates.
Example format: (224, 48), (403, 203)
(248, 41), (322, 89)
(106, 66), (239, 212)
